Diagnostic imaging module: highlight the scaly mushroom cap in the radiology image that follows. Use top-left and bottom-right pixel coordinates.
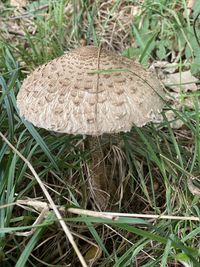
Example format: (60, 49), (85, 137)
(17, 46), (164, 135)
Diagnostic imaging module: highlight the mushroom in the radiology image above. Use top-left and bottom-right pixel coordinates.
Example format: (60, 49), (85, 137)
(17, 46), (165, 209)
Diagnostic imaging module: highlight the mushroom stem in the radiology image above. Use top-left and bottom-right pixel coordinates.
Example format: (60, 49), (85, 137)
(87, 136), (109, 210)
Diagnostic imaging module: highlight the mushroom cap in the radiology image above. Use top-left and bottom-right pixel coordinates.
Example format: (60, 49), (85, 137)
(17, 46), (164, 135)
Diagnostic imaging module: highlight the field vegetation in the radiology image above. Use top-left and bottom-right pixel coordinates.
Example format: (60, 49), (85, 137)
(0, 0), (200, 266)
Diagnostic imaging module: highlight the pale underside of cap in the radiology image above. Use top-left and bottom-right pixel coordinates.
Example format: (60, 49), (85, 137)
(17, 46), (164, 135)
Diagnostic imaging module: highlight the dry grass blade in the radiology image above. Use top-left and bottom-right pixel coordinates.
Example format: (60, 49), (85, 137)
(68, 208), (200, 222)
(0, 131), (88, 267)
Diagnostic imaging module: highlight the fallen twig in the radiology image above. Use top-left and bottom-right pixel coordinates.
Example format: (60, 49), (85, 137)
(68, 207), (200, 222)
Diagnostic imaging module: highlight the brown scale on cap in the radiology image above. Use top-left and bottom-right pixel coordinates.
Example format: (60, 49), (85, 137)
(17, 46), (164, 135)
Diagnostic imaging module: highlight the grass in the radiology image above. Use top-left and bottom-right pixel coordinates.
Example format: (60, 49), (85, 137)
(0, 0), (200, 266)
